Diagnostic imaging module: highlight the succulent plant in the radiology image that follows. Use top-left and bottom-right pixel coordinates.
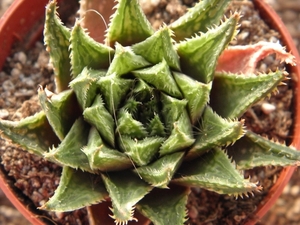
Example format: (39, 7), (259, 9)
(0, 0), (299, 224)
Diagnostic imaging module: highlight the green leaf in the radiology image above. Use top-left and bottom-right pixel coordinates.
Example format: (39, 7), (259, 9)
(135, 152), (184, 188)
(44, 1), (71, 92)
(132, 59), (182, 98)
(107, 43), (151, 76)
(44, 117), (91, 172)
(228, 131), (300, 169)
(101, 171), (153, 225)
(116, 110), (148, 140)
(82, 127), (132, 172)
(120, 97), (141, 115)
(169, 0), (231, 42)
(119, 136), (165, 166)
(161, 93), (188, 132)
(210, 70), (287, 119)
(106, 0), (154, 46)
(133, 79), (154, 101)
(70, 20), (115, 77)
(137, 185), (189, 225)
(160, 111), (195, 156)
(173, 71), (211, 123)
(38, 87), (81, 141)
(97, 73), (134, 114)
(147, 114), (166, 137)
(132, 26), (180, 71)
(176, 13), (239, 83)
(173, 148), (260, 196)
(41, 166), (107, 211)
(0, 112), (59, 156)
(134, 94), (161, 126)
(83, 95), (115, 147)
(69, 67), (106, 110)
(187, 106), (244, 160)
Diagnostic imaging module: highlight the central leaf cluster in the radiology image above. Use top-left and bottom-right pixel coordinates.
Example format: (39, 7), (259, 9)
(73, 41), (196, 171)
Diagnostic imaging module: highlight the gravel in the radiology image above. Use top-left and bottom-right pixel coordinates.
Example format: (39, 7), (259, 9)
(0, 0), (300, 224)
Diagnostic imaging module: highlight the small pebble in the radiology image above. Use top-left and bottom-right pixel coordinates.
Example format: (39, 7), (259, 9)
(282, 183), (291, 195)
(14, 51), (27, 64)
(188, 206), (198, 219)
(11, 68), (21, 77)
(241, 20), (251, 28)
(140, 0), (160, 14)
(2, 80), (15, 91)
(290, 185), (299, 196)
(37, 51), (50, 68)
(55, 212), (65, 220)
(15, 90), (35, 97)
(0, 109), (9, 119)
(261, 102), (276, 115)
(22, 77), (35, 87)
(237, 31), (249, 40)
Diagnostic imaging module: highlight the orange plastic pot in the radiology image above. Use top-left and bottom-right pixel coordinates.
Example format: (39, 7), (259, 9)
(245, 0), (300, 223)
(0, 0), (299, 224)
(0, 1), (58, 224)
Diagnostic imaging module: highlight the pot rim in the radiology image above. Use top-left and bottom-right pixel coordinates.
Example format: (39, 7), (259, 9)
(0, 0), (300, 225)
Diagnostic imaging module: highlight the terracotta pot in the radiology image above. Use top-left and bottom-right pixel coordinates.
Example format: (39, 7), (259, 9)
(245, 0), (300, 224)
(0, 0), (299, 224)
(0, 1), (58, 224)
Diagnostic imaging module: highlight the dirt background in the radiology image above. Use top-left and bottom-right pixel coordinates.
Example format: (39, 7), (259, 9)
(0, 0), (300, 224)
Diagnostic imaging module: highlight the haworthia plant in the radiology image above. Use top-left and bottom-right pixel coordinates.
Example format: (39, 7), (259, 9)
(0, 0), (299, 224)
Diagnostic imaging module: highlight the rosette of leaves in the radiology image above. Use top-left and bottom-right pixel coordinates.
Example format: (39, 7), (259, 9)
(0, 0), (299, 224)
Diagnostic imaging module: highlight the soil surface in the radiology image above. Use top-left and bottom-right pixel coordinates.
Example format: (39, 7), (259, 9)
(0, 0), (300, 225)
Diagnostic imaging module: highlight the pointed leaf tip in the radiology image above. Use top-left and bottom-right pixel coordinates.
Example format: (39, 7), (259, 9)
(176, 12), (239, 83)
(174, 148), (261, 196)
(41, 166), (107, 212)
(137, 185), (189, 225)
(70, 21), (115, 77)
(38, 87), (81, 141)
(101, 171), (152, 225)
(0, 111), (59, 156)
(44, 0), (71, 92)
(106, 0), (154, 46)
(228, 131), (300, 169)
(170, 0), (232, 42)
(132, 26), (181, 71)
(210, 71), (287, 119)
